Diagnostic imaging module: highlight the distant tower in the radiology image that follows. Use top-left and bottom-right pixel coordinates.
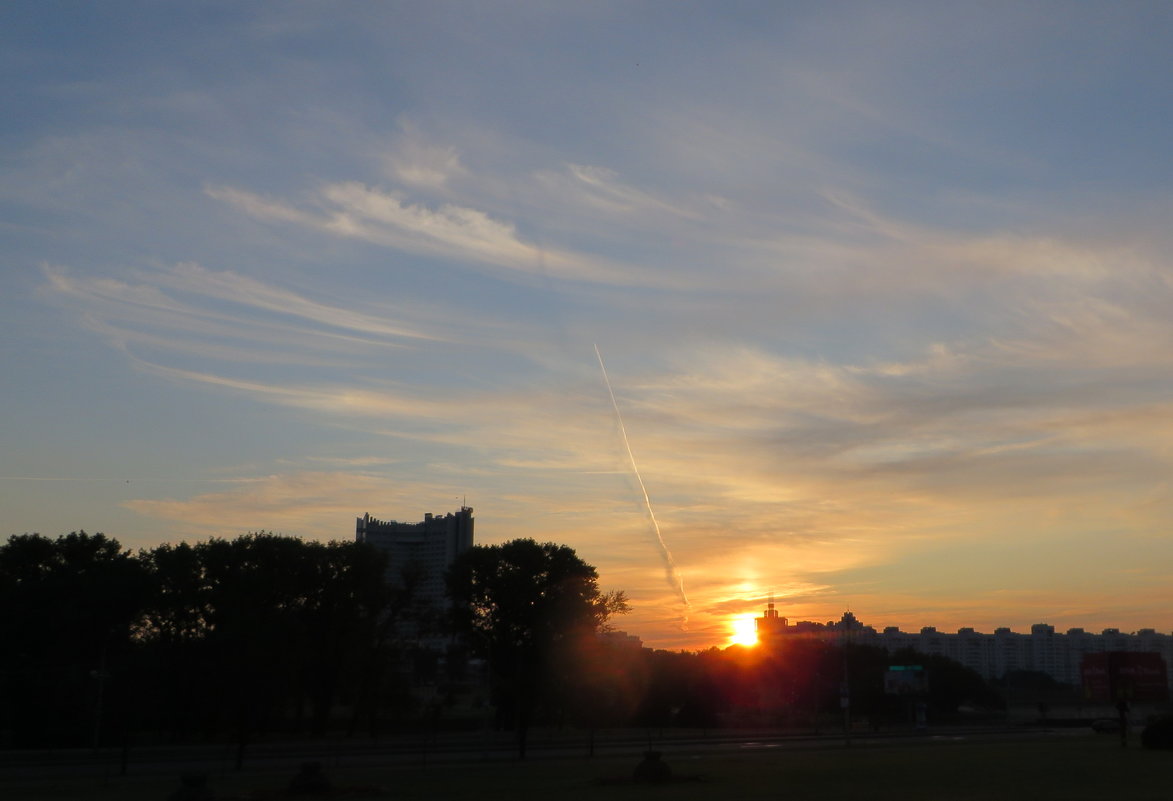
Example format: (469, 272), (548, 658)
(756, 594), (788, 645)
(356, 506), (474, 625)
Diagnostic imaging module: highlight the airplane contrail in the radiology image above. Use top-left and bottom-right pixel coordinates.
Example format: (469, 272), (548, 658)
(594, 344), (690, 614)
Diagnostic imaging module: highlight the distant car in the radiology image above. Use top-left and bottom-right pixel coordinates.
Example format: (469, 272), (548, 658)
(1091, 718), (1121, 733)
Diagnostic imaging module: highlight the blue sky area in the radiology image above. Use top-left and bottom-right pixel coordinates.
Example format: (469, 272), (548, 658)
(3, 2), (1173, 648)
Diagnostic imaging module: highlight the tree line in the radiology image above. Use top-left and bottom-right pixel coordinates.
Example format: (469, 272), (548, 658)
(0, 530), (1003, 754)
(0, 531), (431, 750)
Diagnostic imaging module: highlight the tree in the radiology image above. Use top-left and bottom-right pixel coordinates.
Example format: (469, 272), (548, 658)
(295, 539), (392, 736)
(0, 532), (148, 747)
(446, 539), (628, 757)
(134, 534), (395, 748)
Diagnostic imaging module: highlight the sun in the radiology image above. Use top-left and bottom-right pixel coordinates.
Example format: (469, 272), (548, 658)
(728, 614), (759, 647)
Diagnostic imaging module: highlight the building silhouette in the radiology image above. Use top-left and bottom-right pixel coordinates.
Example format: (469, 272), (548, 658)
(356, 506), (474, 621)
(755, 604), (1173, 689)
(755, 599), (787, 644)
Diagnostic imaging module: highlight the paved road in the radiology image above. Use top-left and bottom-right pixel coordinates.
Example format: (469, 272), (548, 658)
(0, 724), (1093, 782)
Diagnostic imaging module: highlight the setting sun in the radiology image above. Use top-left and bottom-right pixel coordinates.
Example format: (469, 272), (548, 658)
(728, 614), (759, 647)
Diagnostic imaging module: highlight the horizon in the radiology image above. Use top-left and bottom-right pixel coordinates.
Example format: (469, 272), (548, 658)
(17, 520), (1173, 652)
(4, 4), (1173, 652)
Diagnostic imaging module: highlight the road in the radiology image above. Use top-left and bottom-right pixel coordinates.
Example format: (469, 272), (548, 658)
(0, 723), (1094, 783)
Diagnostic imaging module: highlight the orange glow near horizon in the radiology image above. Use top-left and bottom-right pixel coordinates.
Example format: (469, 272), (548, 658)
(728, 614), (759, 647)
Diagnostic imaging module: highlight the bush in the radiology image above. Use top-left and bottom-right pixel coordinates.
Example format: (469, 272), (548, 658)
(1141, 715), (1173, 749)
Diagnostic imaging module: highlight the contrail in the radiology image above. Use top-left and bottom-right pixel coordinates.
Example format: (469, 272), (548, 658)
(594, 344), (690, 613)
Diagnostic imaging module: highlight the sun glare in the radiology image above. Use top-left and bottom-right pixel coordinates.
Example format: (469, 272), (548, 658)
(729, 614), (758, 647)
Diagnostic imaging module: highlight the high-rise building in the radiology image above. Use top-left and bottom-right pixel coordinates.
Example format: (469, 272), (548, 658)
(755, 600), (788, 644)
(356, 506), (474, 615)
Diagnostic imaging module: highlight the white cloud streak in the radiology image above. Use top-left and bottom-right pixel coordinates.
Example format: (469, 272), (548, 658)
(207, 182), (651, 287)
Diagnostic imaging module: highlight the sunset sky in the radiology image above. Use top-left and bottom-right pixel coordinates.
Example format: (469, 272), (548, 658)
(4, 2), (1173, 649)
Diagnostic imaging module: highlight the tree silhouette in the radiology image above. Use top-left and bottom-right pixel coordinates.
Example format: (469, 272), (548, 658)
(134, 534), (395, 753)
(446, 539), (627, 758)
(0, 532), (148, 746)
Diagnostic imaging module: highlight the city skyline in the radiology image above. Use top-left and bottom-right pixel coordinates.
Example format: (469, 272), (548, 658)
(4, 4), (1173, 650)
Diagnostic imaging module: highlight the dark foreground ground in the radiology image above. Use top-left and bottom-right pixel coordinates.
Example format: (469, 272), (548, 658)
(1, 728), (1168, 801)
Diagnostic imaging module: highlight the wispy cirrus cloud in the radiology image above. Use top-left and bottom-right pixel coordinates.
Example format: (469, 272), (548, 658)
(153, 262), (443, 342)
(207, 182), (653, 287)
(41, 261), (449, 363)
(379, 119), (467, 190)
(534, 162), (708, 222)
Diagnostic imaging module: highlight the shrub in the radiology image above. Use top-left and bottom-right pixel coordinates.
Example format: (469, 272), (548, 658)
(1141, 715), (1173, 749)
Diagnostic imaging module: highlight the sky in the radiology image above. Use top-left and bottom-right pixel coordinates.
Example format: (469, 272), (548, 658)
(4, 2), (1173, 650)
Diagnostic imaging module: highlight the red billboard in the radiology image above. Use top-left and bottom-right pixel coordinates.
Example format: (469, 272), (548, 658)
(1081, 652), (1168, 703)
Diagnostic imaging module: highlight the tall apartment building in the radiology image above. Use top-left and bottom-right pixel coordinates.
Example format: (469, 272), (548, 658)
(356, 506), (474, 615)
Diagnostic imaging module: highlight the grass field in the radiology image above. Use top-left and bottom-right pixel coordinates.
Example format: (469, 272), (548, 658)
(3, 733), (1169, 801)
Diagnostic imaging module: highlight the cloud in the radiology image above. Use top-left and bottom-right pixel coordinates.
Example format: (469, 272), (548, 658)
(993, 295), (1173, 369)
(534, 162), (704, 222)
(41, 262), (449, 366)
(380, 119), (467, 189)
(156, 262), (443, 342)
(127, 360), (491, 429)
(207, 182), (650, 287)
